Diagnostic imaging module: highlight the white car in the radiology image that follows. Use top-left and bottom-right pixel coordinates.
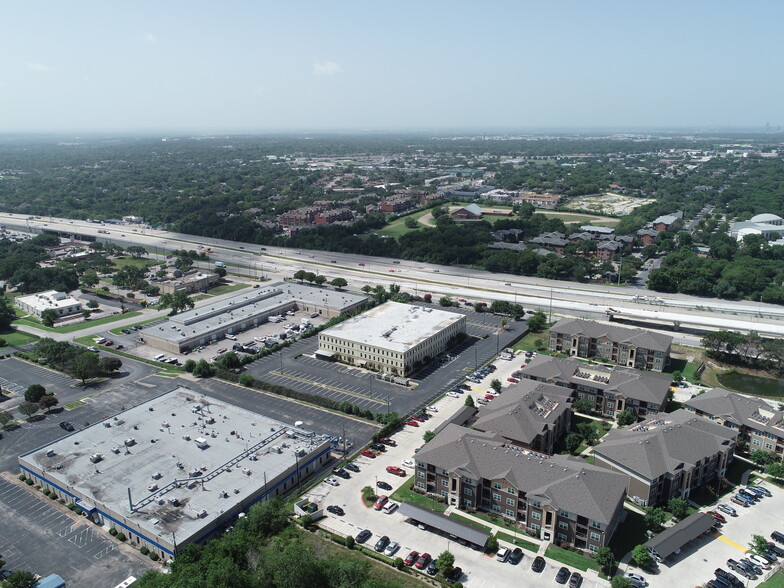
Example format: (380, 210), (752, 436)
(446, 392), (460, 398)
(384, 541), (400, 557)
(747, 554), (771, 569)
(496, 546), (510, 562)
(325, 477), (340, 486)
(426, 406), (438, 412)
(402, 459), (415, 468)
(624, 572), (647, 586)
(87, 346), (99, 352)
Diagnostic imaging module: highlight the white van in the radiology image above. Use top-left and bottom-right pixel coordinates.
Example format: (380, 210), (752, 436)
(154, 354), (165, 362)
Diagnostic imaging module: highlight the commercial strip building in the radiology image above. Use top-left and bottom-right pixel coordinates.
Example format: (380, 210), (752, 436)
(414, 424), (627, 551)
(592, 409), (736, 507)
(685, 387), (784, 460)
(317, 301), (466, 376)
(548, 318), (672, 372)
(16, 290), (82, 319)
(141, 282), (368, 353)
(469, 379), (573, 455)
(519, 355), (672, 420)
(18, 387), (331, 561)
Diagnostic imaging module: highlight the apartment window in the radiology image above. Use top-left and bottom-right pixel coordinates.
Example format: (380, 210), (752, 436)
(442, 479), (449, 487)
(530, 523), (540, 532)
(417, 471), (425, 478)
(590, 521), (602, 529)
(507, 487), (515, 494)
(588, 545), (598, 553)
(590, 532), (601, 541)
(752, 439), (761, 447)
(441, 490), (449, 498)
(493, 482), (502, 490)
(557, 533), (567, 543)
(558, 521), (568, 530)
(531, 511), (541, 521)
(530, 500), (541, 508)
(506, 498), (515, 506)
(558, 509), (570, 518)
(416, 481), (425, 490)
(492, 493), (501, 501)
(464, 488), (473, 497)
(492, 504), (501, 513)
(505, 509), (515, 517)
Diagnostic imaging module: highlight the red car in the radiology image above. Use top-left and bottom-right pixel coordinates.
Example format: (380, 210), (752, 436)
(102, 340), (113, 346)
(388, 269), (395, 272)
(507, 377), (519, 383)
(405, 420), (419, 427)
(386, 466), (406, 477)
(330, 260), (336, 263)
(412, 415), (425, 422)
(709, 510), (726, 524)
(485, 394), (495, 400)
(379, 438), (396, 446)
(415, 553), (432, 570)
(358, 263), (365, 266)
(404, 551), (419, 566)
(361, 450), (376, 458)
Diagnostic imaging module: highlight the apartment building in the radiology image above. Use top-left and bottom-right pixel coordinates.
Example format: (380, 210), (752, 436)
(519, 355), (671, 419)
(593, 409), (736, 507)
(414, 425), (627, 551)
(548, 318), (672, 372)
(685, 387), (784, 460)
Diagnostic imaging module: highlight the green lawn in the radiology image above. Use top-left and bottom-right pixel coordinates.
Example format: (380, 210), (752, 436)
(389, 478), (447, 513)
(663, 357), (700, 384)
(112, 257), (159, 270)
(377, 207), (440, 238)
(759, 572), (784, 587)
(0, 330), (39, 348)
(609, 508), (648, 560)
(495, 531), (539, 553)
(511, 329), (551, 352)
(205, 283), (250, 296)
(536, 211), (619, 226)
(544, 545), (599, 572)
(448, 512), (492, 533)
(109, 316), (161, 335)
(14, 311), (143, 333)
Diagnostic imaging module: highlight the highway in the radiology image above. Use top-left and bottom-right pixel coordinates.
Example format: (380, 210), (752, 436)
(5, 212), (784, 337)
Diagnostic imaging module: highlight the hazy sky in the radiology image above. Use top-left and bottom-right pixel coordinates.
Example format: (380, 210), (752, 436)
(2, 1), (782, 133)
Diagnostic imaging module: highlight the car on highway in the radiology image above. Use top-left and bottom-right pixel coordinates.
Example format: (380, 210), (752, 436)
(405, 419), (419, 427)
(345, 463), (360, 473)
(555, 566), (570, 584)
(361, 450), (377, 458)
(358, 263), (365, 266)
(402, 459), (415, 468)
(376, 481), (392, 491)
(330, 260), (336, 263)
(326, 505), (344, 516)
(415, 553), (431, 570)
(509, 547), (523, 565)
(404, 551), (419, 566)
(59, 421), (75, 432)
(386, 466), (406, 477)
(356, 529), (372, 544)
(384, 541), (400, 557)
(531, 556), (546, 573)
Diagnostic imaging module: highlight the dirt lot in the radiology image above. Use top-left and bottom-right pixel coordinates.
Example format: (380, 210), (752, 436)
(564, 193), (656, 216)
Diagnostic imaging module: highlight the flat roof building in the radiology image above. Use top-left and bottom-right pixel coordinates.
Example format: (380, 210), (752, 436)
(16, 290), (82, 319)
(141, 282), (368, 353)
(19, 386), (331, 561)
(317, 301), (466, 376)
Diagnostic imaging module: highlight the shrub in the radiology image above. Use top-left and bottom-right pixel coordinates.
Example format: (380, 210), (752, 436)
(116, 532), (126, 541)
(140, 546), (149, 555)
(75, 507), (83, 515)
(345, 535), (355, 549)
(49, 492), (58, 499)
(24, 478), (33, 485)
(42, 488), (50, 495)
(109, 528), (118, 536)
(149, 552), (159, 561)
(67, 503), (76, 510)
(18, 474), (26, 481)
(393, 557), (404, 569)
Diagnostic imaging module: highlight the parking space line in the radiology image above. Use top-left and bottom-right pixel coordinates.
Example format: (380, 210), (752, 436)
(716, 534), (747, 553)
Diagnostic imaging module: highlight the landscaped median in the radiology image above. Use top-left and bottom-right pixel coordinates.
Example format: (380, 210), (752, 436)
(389, 476), (447, 513)
(544, 544), (600, 572)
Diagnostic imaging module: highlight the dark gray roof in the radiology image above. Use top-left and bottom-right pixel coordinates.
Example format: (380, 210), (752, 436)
(550, 318), (673, 353)
(593, 409), (737, 481)
(471, 380), (571, 446)
(398, 502), (489, 546)
(644, 512), (715, 559)
(685, 387), (784, 437)
(520, 355), (671, 406)
(488, 242), (527, 252)
(434, 405), (477, 435)
(416, 425), (627, 525)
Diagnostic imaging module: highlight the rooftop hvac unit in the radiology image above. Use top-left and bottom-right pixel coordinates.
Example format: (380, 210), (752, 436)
(187, 480), (198, 489)
(182, 435), (191, 441)
(124, 438), (136, 447)
(168, 497), (180, 506)
(46, 449), (56, 457)
(271, 445), (281, 454)
(111, 447), (120, 454)
(287, 430), (297, 438)
(89, 453), (103, 464)
(195, 437), (209, 449)
(103, 421), (112, 428)
(294, 421), (304, 428)
(152, 472), (162, 479)
(199, 509), (207, 518)
(148, 484), (158, 492)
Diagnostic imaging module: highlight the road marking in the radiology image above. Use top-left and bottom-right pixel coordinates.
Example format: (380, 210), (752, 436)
(269, 371), (385, 406)
(716, 533), (747, 552)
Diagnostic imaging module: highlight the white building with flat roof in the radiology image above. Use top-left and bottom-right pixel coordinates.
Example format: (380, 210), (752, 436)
(18, 387), (330, 561)
(317, 301), (466, 376)
(15, 290), (82, 319)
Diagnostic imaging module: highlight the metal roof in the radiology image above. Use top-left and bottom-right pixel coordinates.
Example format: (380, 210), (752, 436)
(398, 502), (490, 546)
(644, 512), (715, 560)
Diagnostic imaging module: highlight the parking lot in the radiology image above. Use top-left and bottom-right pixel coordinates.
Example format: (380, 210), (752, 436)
(0, 477), (152, 585)
(640, 479), (784, 587)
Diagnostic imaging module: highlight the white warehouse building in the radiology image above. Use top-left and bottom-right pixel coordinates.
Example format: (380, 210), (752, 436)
(16, 290), (82, 319)
(317, 301), (466, 376)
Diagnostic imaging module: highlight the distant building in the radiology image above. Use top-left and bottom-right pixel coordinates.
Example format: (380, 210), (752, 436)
(529, 232), (568, 254)
(580, 225), (614, 238)
(157, 271), (220, 295)
(731, 213), (784, 241)
(651, 211), (683, 232)
(548, 318), (672, 372)
(16, 290), (82, 319)
(514, 193), (561, 208)
(637, 229), (659, 246)
(379, 193), (414, 213)
(451, 203), (483, 220)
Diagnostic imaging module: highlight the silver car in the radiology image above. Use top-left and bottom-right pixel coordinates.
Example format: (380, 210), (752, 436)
(384, 541), (400, 557)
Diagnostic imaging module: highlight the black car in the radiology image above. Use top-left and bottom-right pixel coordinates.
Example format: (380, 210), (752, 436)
(555, 566), (570, 584)
(708, 579), (730, 588)
(509, 547), (523, 565)
(370, 443), (386, 452)
(568, 571), (583, 588)
(739, 558), (761, 576)
(356, 529), (372, 544)
(60, 421), (75, 431)
(531, 556), (546, 573)
(332, 468), (350, 479)
(772, 531), (784, 545)
(727, 559), (754, 580)
(326, 505), (344, 516)
(715, 568), (743, 588)
(376, 481), (392, 491)
(767, 542), (784, 557)
(374, 536), (390, 552)
(425, 560), (438, 576)
(445, 567), (462, 582)
(345, 463), (360, 473)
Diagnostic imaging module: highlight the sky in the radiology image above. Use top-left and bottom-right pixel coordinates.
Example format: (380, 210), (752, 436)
(1, 1), (782, 133)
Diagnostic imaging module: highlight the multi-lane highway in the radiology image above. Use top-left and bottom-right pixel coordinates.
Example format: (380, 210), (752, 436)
(5, 212), (784, 337)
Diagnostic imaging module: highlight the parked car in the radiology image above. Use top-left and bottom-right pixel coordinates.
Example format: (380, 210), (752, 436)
(382, 501), (398, 514)
(426, 405), (438, 412)
(425, 560), (438, 575)
(332, 467), (349, 479)
(384, 541), (400, 557)
(446, 392), (460, 398)
(555, 566), (570, 584)
(379, 437), (396, 446)
(386, 466), (406, 477)
(415, 553), (432, 570)
(326, 505), (344, 516)
(59, 421), (75, 431)
(717, 504), (737, 517)
(361, 450), (376, 458)
(370, 443), (386, 452)
(748, 552), (772, 568)
(508, 547), (523, 565)
(771, 531), (784, 544)
(376, 481), (392, 491)
(710, 511), (726, 524)
(324, 477), (339, 486)
(715, 568), (743, 588)
(404, 551), (419, 566)
(568, 571), (583, 587)
(531, 556), (546, 573)
(730, 495), (750, 507)
(402, 459), (415, 468)
(496, 546), (510, 562)
(374, 536), (390, 552)
(356, 529), (372, 544)
(87, 346), (99, 352)
(751, 485), (772, 497)
(743, 487), (765, 499)
(767, 541), (784, 556)
(345, 463), (360, 473)
(405, 419), (419, 427)
(739, 558), (762, 575)
(507, 377), (519, 383)
(445, 567), (462, 582)
(373, 495), (388, 511)
(727, 560), (755, 579)
(624, 572), (647, 586)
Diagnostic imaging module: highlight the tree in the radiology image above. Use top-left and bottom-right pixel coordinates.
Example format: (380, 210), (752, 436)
(303, 271), (316, 284)
(183, 359), (197, 373)
(610, 577), (632, 588)
(436, 550), (455, 576)
(404, 216), (418, 229)
(362, 285), (373, 294)
(643, 507), (668, 531)
(126, 245), (147, 258)
(595, 546), (616, 575)
(490, 379), (502, 394)
(330, 277), (347, 290)
(41, 309), (58, 327)
(438, 296), (454, 307)
(18, 402), (39, 419)
(24, 384), (46, 403)
(617, 410), (636, 426)
(577, 422), (598, 445)
(39, 394), (59, 412)
(671, 370), (683, 383)
(158, 291), (195, 313)
(749, 534), (770, 555)
(192, 359), (213, 378)
(484, 535), (499, 554)
(631, 544), (651, 568)
(464, 395), (475, 407)
(6, 571), (37, 588)
(80, 269), (99, 288)
(214, 266), (227, 278)
(423, 430), (436, 443)
(67, 352), (100, 384)
(526, 311), (548, 333)
(86, 299), (99, 309)
(215, 352), (242, 370)
(572, 398), (594, 414)
(766, 462), (784, 479)
(0, 296), (16, 330)
(750, 449), (778, 467)
(313, 274), (327, 286)
(0, 411), (14, 427)
(564, 433), (582, 454)
(668, 497), (689, 520)
(99, 356), (123, 374)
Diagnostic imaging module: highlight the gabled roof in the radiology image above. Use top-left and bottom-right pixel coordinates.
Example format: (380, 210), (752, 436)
(685, 387), (784, 436)
(455, 203), (483, 216)
(550, 318), (673, 352)
(416, 424), (627, 525)
(593, 409), (737, 481)
(644, 512), (715, 560)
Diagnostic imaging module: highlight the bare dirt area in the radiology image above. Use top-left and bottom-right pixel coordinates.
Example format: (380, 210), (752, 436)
(564, 192), (656, 216)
